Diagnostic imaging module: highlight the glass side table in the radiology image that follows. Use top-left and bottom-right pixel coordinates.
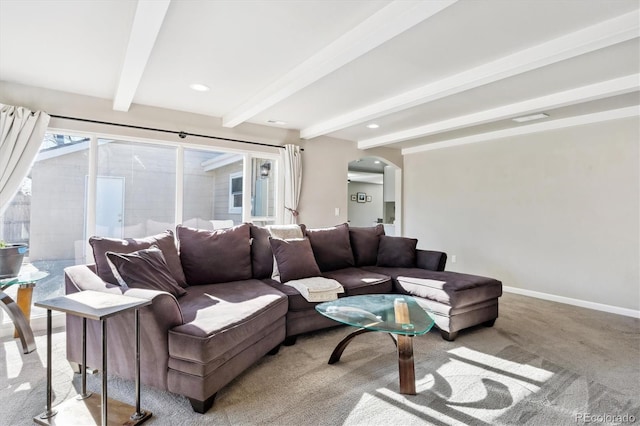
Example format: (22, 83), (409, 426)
(0, 266), (49, 353)
(34, 290), (153, 426)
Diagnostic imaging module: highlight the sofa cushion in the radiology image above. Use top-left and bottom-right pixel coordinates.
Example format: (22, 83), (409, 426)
(321, 267), (392, 295)
(348, 224), (385, 266)
(269, 238), (321, 283)
(305, 223), (355, 272)
(89, 230), (187, 287)
(249, 224), (274, 279)
(168, 280), (287, 370)
(105, 246), (187, 298)
(177, 224), (252, 285)
(376, 235), (417, 268)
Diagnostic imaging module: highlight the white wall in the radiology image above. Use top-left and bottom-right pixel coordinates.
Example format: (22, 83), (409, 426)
(297, 135), (402, 228)
(0, 81), (299, 153)
(347, 181), (383, 227)
(403, 118), (639, 312)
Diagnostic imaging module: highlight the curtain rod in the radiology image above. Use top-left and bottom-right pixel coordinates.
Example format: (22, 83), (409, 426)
(49, 114), (302, 151)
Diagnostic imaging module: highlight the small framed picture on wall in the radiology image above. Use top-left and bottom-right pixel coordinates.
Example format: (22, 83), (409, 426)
(350, 194), (357, 201)
(366, 195), (372, 202)
(357, 192), (366, 203)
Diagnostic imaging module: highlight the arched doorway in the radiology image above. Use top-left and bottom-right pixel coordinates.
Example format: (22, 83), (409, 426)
(347, 156), (401, 236)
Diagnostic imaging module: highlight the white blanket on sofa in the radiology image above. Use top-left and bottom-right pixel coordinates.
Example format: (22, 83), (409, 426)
(397, 276), (447, 290)
(285, 277), (345, 302)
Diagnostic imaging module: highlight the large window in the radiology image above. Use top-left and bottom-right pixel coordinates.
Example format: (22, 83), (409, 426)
(1, 131), (282, 334)
(182, 149), (243, 228)
(229, 172), (243, 214)
(96, 139), (176, 238)
(250, 157), (276, 225)
(0, 133), (90, 330)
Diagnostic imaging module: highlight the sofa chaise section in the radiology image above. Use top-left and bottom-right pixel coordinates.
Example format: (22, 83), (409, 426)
(363, 266), (502, 340)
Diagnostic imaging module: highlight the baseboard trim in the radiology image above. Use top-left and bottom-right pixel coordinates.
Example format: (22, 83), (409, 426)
(503, 286), (640, 319)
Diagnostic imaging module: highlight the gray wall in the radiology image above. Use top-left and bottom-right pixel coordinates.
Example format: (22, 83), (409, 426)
(403, 117), (639, 311)
(347, 181), (383, 227)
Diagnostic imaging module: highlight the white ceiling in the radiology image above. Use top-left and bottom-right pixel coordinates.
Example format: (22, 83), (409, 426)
(1, 0), (638, 152)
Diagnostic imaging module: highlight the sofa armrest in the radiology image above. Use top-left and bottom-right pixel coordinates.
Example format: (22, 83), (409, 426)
(64, 264), (183, 324)
(64, 264), (184, 390)
(416, 249), (447, 271)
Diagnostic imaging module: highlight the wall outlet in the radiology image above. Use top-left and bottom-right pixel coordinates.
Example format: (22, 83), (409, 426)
(451, 255), (457, 263)
(334, 207), (340, 216)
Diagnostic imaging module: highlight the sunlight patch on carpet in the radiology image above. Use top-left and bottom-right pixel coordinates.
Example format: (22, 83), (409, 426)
(13, 382), (30, 392)
(359, 346), (558, 425)
(3, 341), (22, 379)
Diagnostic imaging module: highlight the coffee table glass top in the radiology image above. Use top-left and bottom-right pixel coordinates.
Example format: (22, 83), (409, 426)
(0, 269), (49, 289)
(316, 294), (434, 335)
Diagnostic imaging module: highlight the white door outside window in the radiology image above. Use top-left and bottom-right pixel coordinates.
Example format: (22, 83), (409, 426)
(95, 176), (125, 238)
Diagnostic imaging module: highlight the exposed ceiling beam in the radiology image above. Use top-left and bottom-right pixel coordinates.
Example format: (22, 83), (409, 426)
(358, 74), (640, 149)
(302, 11), (640, 140)
(112, 0), (171, 112)
(221, 0), (457, 128)
(402, 105), (640, 155)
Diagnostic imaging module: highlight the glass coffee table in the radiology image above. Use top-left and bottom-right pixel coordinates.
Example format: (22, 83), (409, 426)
(0, 267), (49, 353)
(316, 294), (434, 395)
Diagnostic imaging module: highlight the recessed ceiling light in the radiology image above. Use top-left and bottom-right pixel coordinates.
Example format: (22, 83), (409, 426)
(366, 123), (380, 129)
(374, 160), (381, 164)
(512, 113), (549, 123)
(267, 120), (287, 125)
(189, 83), (210, 92)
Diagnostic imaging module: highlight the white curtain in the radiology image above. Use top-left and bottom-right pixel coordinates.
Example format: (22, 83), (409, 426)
(282, 144), (302, 224)
(0, 104), (50, 216)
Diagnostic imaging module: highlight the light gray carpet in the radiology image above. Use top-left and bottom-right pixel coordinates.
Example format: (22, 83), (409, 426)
(1, 293), (639, 425)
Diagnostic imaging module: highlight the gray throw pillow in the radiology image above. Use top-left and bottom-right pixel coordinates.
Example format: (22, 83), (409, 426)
(89, 230), (187, 288)
(269, 238), (321, 283)
(376, 235), (418, 268)
(305, 223), (355, 272)
(176, 223), (252, 285)
(250, 224), (274, 279)
(105, 246), (187, 298)
(348, 224), (385, 266)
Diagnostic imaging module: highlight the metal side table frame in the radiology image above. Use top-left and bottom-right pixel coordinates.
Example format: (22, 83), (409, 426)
(34, 290), (153, 426)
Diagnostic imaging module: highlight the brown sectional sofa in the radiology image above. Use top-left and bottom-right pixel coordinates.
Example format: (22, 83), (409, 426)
(64, 222), (502, 413)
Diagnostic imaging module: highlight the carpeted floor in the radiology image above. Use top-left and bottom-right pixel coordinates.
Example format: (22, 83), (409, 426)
(1, 292), (639, 425)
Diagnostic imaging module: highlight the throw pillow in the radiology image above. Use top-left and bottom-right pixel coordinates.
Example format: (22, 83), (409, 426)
(305, 223), (355, 272)
(269, 238), (321, 283)
(89, 230), (187, 287)
(250, 224), (274, 279)
(265, 224), (306, 280)
(105, 246), (187, 298)
(176, 223), (252, 285)
(376, 235), (418, 268)
(348, 224), (385, 266)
